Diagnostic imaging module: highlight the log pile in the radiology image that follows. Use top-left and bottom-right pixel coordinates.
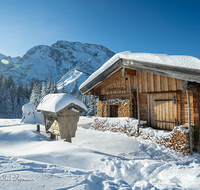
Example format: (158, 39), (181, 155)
(92, 117), (146, 135)
(97, 99), (131, 117)
(92, 117), (191, 156)
(156, 127), (190, 156)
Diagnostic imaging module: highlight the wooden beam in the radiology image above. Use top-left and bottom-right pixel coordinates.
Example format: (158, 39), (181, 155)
(123, 59), (200, 83)
(186, 89), (193, 155)
(147, 93), (150, 126)
(129, 75), (132, 118)
(94, 93), (96, 117)
(136, 70), (140, 133)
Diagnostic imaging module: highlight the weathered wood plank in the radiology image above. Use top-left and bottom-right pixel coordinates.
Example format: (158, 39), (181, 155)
(157, 75), (161, 92)
(138, 71), (142, 93)
(177, 91), (181, 125)
(162, 93), (166, 129)
(147, 93), (150, 126)
(171, 78), (176, 91)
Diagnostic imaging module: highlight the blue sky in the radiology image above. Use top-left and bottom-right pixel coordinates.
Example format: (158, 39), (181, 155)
(0, 0), (200, 58)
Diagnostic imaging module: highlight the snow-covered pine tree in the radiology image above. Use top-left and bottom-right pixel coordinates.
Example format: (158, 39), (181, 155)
(0, 72), (5, 89)
(54, 80), (59, 93)
(17, 82), (25, 107)
(80, 94), (89, 116)
(0, 72), (4, 82)
(61, 81), (68, 94)
(41, 82), (47, 99)
(13, 96), (21, 118)
(30, 80), (34, 94)
(3, 89), (13, 118)
(75, 90), (81, 100)
(46, 76), (52, 94)
(0, 78), (6, 117)
(0, 78), (6, 100)
(24, 83), (30, 98)
(87, 92), (95, 116)
(6, 74), (15, 89)
(30, 84), (41, 108)
(70, 80), (78, 95)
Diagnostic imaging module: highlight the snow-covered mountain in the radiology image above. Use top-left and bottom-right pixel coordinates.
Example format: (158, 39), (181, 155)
(0, 41), (115, 91)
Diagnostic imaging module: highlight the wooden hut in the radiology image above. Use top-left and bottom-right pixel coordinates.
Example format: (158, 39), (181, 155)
(37, 93), (87, 142)
(79, 51), (200, 153)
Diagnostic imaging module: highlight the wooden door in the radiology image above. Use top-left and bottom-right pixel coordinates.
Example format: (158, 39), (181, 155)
(149, 92), (179, 130)
(110, 105), (118, 117)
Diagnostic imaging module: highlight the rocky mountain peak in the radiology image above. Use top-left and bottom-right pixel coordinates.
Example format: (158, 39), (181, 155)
(0, 40), (115, 92)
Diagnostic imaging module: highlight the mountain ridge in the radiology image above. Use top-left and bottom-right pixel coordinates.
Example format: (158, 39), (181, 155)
(0, 41), (115, 92)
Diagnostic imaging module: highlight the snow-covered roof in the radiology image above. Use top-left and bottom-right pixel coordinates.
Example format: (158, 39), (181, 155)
(79, 51), (200, 92)
(37, 93), (87, 113)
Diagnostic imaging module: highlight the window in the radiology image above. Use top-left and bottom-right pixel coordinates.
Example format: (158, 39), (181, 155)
(110, 105), (118, 117)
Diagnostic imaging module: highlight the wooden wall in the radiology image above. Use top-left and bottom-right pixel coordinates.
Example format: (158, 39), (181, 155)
(94, 68), (195, 130)
(95, 69), (182, 100)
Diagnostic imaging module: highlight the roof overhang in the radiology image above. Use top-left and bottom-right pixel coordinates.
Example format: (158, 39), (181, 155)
(80, 58), (200, 94)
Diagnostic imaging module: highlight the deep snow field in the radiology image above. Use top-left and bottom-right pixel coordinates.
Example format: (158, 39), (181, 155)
(0, 117), (200, 190)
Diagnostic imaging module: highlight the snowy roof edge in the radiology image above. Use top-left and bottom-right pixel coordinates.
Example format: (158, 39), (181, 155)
(37, 93), (87, 113)
(79, 51), (200, 94)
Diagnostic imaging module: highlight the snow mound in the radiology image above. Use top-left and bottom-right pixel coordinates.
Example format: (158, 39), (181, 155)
(80, 51), (200, 90)
(37, 93), (87, 113)
(21, 103), (44, 124)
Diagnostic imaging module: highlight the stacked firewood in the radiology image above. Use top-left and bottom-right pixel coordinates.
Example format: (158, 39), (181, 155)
(92, 117), (145, 135)
(155, 127), (189, 156)
(97, 99), (131, 117)
(97, 101), (108, 117)
(118, 100), (130, 117)
(92, 117), (191, 156)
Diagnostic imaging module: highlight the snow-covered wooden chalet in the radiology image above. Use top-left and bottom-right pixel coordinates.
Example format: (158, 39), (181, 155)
(37, 93), (87, 142)
(79, 51), (200, 152)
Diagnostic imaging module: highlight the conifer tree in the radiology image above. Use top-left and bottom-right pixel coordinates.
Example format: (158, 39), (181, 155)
(24, 83), (29, 98)
(46, 76), (52, 94)
(30, 84), (41, 108)
(61, 82), (68, 94)
(41, 82), (47, 100)
(4, 89), (13, 118)
(17, 82), (25, 106)
(0, 72), (4, 83)
(0, 72), (5, 89)
(0, 78), (6, 98)
(70, 80), (78, 95)
(30, 80), (34, 95)
(54, 80), (59, 93)
(13, 96), (21, 118)
(7, 74), (15, 89)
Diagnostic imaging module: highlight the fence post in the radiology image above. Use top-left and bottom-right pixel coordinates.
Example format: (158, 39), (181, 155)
(37, 123), (40, 133)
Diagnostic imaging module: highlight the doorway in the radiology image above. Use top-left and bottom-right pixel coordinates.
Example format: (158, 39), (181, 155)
(110, 105), (118, 117)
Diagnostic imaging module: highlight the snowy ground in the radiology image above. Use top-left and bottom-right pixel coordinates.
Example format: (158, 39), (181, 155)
(0, 117), (200, 189)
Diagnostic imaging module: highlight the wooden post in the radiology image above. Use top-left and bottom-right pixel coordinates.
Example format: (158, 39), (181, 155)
(50, 133), (56, 139)
(136, 70), (140, 133)
(177, 91), (181, 125)
(186, 89), (193, 155)
(37, 123), (40, 133)
(147, 93), (150, 126)
(129, 75), (132, 118)
(94, 93), (96, 117)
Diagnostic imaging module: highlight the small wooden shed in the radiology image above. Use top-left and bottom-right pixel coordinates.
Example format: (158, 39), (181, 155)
(37, 93), (87, 142)
(79, 51), (200, 153)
